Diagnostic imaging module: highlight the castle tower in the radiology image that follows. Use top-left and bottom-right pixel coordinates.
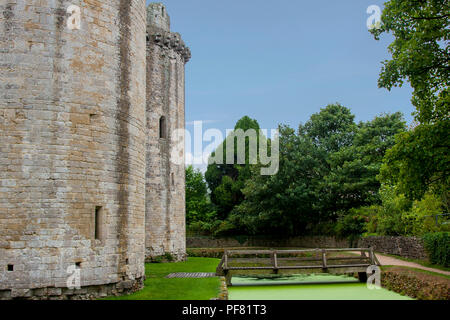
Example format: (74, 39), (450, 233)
(0, 0), (147, 299)
(145, 3), (191, 261)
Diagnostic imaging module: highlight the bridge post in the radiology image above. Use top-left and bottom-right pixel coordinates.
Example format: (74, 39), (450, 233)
(271, 251), (279, 274)
(369, 247), (375, 265)
(322, 249), (328, 271)
(224, 270), (232, 286)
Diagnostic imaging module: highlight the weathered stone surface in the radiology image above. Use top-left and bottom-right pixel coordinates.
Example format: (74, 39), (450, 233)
(0, 0), (149, 299)
(358, 236), (427, 260)
(186, 236), (352, 249)
(145, 4), (188, 262)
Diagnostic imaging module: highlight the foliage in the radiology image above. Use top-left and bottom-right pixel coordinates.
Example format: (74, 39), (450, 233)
(423, 232), (450, 267)
(366, 185), (413, 236)
(371, 0), (449, 124)
(236, 105), (405, 236)
(186, 165), (216, 226)
(323, 112), (406, 213)
(363, 185), (448, 236)
(402, 193), (448, 235)
(372, 0), (449, 204)
(205, 116), (263, 220)
(379, 121), (450, 203)
(335, 208), (370, 238)
(382, 266), (450, 300)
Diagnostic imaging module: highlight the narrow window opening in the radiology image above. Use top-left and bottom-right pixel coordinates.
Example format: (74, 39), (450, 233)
(159, 116), (167, 139)
(162, 7), (165, 16)
(125, 259), (129, 265)
(7, 264), (14, 272)
(94, 206), (104, 241)
(75, 262), (81, 269)
(171, 173), (175, 186)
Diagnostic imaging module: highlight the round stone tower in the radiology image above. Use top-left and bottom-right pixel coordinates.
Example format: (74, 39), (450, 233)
(145, 3), (190, 261)
(0, 0), (147, 299)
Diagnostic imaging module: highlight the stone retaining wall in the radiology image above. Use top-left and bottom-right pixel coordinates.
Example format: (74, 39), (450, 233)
(358, 236), (427, 260)
(186, 236), (352, 249)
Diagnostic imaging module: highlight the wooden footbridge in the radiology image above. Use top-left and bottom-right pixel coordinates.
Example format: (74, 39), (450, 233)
(216, 248), (380, 285)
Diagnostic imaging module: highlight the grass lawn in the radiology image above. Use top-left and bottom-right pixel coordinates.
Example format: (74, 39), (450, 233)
(104, 257), (221, 300)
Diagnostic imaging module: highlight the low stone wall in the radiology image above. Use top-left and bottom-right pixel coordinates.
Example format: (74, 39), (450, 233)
(187, 236), (352, 249)
(358, 236), (427, 260)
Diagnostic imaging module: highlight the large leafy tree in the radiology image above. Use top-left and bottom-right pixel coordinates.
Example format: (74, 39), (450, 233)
(237, 105), (405, 236)
(372, 0), (449, 201)
(237, 125), (325, 235)
(324, 112), (406, 214)
(380, 120), (450, 204)
(372, 0), (449, 123)
(205, 116), (262, 219)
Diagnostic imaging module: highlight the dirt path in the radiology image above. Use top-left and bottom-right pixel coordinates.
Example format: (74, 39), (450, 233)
(374, 253), (450, 276)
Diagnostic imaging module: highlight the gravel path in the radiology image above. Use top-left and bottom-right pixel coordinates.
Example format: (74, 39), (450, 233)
(374, 253), (450, 276)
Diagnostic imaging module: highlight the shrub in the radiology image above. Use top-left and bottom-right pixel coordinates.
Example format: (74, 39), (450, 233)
(382, 267), (449, 300)
(423, 232), (449, 267)
(401, 193), (447, 236)
(335, 208), (370, 238)
(363, 186), (447, 236)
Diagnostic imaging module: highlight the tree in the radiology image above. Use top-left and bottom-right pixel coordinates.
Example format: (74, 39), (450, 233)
(379, 120), (450, 204)
(205, 116), (262, 220)
(371, 0), (449, 123)
(303, 103), (357, 153)
(237, 125), (325, 236)
(185, 165), (215, 225)
(372, 0), (449, 201)
(324, 112), (406, 213)
(237, 106), (406, 236)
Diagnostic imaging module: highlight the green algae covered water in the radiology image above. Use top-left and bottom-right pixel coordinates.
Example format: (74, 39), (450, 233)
(228, 274), (412, 300)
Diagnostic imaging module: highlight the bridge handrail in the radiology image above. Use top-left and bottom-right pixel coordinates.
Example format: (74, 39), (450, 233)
(216, 248), (379, 276)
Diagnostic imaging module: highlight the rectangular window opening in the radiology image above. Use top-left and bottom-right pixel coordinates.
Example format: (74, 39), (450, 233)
(7, 264), (13, 272)
(95, 206), (104, 241)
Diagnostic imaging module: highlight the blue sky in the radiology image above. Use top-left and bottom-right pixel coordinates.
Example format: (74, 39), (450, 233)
(146, 0), (415, 167)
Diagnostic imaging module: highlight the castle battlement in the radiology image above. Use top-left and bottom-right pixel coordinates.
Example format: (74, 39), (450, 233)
(147, 3), (171, 32)
(148, 31), (191, 63)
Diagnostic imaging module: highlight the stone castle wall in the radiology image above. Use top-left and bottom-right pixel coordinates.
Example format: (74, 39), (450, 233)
(145, 4), (189, 261)
(0, 0), (148, 299)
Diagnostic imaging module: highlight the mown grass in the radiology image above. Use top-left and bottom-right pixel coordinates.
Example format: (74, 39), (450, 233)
(103, 257), (221, 300)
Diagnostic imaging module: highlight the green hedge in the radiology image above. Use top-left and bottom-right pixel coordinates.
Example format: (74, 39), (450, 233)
(423, 232), (449, 267)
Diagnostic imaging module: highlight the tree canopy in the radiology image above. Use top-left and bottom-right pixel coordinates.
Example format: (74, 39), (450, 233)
(371, 0), (449, 124)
